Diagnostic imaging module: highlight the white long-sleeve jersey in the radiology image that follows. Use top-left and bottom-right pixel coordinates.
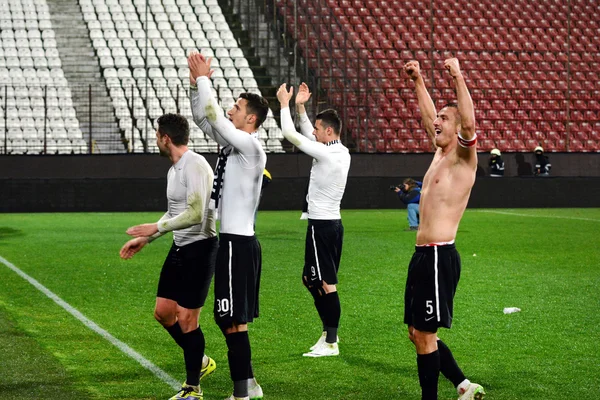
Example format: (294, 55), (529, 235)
(190, 76), (266, 236)
(281, 107), (351, 220)
(157, 150), (217, 246)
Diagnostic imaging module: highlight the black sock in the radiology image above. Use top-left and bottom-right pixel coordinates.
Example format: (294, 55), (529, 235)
(307, 284), (327, 330)
(322, 291), (341, 343)
(165, 321), (185, 348)
(437, 340), (466, 387)
(225, 331), (252, 397)
(314, 297), (327, 330)
(417, 351), (440, 400)
(182, 328), (205, 387)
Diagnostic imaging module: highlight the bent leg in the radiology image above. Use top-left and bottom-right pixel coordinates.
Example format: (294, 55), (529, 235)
(412, 327), (440, 400)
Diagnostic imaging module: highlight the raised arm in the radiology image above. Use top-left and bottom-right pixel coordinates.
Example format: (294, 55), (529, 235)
(445, 58), (477, 162)
(188, 54), (228, 147)
(446, 58), (475, 139)
(277, 84), (330, 160)
(404, 61), (437, 145)
(295, 82), (316, 140)
(189, 53), (261, 155)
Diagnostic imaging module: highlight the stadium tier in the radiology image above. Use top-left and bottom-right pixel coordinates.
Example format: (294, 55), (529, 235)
(1, 0), (599, 154)
(1, 0), (285, 154)
(274, 0), (599, 152)
(0, 0), (87, 154)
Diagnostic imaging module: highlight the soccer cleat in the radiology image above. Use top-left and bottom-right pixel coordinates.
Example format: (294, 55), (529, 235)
(170, 384), (203, 400)
(224, 396), (249, 400)
(309, 332), (339, 351)
(248, 383), (263, 400)
(303, 342), (339, 357)
(199, 356), (216, 380)
(458, 383), (486, 400)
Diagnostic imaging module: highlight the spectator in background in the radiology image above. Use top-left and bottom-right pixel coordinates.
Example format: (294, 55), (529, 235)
(395, 178), (422, 231)
(489, 148), (504, 177)
(533, 146), (551, 177)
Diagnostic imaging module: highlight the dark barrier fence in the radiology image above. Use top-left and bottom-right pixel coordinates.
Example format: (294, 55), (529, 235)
(1, 153), (599, 212)
(2, 176), (599, 213)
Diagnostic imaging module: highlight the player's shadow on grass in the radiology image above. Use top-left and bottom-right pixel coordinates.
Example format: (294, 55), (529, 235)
(343, 353), (413, 376)
(0, 227), (24, 242)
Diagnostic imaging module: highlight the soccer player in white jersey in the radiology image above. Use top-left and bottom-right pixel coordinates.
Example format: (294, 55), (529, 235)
(276, 83), (351, 358)
(188, 53), (268, 400)
(404, 59), (485, 400)
(119, 113), (218, 400)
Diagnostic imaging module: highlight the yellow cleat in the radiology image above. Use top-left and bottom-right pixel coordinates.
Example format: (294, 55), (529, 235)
(199, 357), (216, 380)
(170, 383), (203, 400)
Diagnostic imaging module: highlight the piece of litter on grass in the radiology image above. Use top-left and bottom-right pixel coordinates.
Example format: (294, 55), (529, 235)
(473, 253), (477, 257)
(503, 307), (521, 314)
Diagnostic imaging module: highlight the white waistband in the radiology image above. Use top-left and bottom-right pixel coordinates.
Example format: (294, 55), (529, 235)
(416, 239), (455, 247)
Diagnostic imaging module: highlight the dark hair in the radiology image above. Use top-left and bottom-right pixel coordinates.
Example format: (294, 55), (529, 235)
(156, 113), (189, 145)
(315, 109), (342, 135)
(402, 178), (419, 191)
(441, 102), (462, 125)
(239, 92), (269, 129)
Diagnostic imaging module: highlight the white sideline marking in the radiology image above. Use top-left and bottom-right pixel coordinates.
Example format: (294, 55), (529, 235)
(474, 209), (600, 222)
(0, 255), (180, 391)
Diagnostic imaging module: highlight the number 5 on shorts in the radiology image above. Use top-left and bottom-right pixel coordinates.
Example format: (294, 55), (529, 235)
(426, 300), (433, 315)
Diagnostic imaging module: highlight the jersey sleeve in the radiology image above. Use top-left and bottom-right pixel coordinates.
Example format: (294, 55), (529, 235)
(297, 111), (316, 141)
(280, 107), (331, 160)
(147, 212), (169, 242)
(157, 160), (213, 233)
(190, 85), (229, 147)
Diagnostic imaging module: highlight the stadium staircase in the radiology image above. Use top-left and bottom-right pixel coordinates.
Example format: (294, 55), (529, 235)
(47, 0), (123, 153)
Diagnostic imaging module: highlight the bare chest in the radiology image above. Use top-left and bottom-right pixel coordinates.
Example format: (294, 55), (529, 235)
(422, 155), (453, 195)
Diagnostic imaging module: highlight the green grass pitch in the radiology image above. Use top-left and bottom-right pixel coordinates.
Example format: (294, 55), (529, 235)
(0, 209), (599, 399)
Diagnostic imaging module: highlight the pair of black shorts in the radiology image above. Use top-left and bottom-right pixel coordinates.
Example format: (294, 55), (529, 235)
(303, 219), (344, 287)
(157, 237), (218, 309)
(404, 243), (461, 332)
(213, 234), (262, 327)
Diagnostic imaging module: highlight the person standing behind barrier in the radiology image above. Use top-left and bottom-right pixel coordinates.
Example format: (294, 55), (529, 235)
(395, 178), (422, 231)
(489, 148), (504, 177)
(404, 58), (485, 400)
(533, 146), (551, 177)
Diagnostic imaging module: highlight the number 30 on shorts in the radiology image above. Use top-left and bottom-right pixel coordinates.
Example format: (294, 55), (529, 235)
(217, 298), (230, 313)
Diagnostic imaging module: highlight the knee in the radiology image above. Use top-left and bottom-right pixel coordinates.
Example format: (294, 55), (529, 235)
(304, 276), (325, 296)
(302, 275), (310, 288)
(407, 327), (415, 344)
(220, 323), (248, 335)
(154, 308), (175, 327)
(412, 329), (436, 349)
(177, 311), (199, 332)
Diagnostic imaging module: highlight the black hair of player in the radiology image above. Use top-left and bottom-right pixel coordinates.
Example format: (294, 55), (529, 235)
(315, 109), (342, 135)
(239, 93), (269, 129)
(157, 113), (189, 145)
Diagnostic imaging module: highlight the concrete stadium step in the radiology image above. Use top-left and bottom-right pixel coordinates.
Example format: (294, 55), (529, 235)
(47, 0), (123, 152)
